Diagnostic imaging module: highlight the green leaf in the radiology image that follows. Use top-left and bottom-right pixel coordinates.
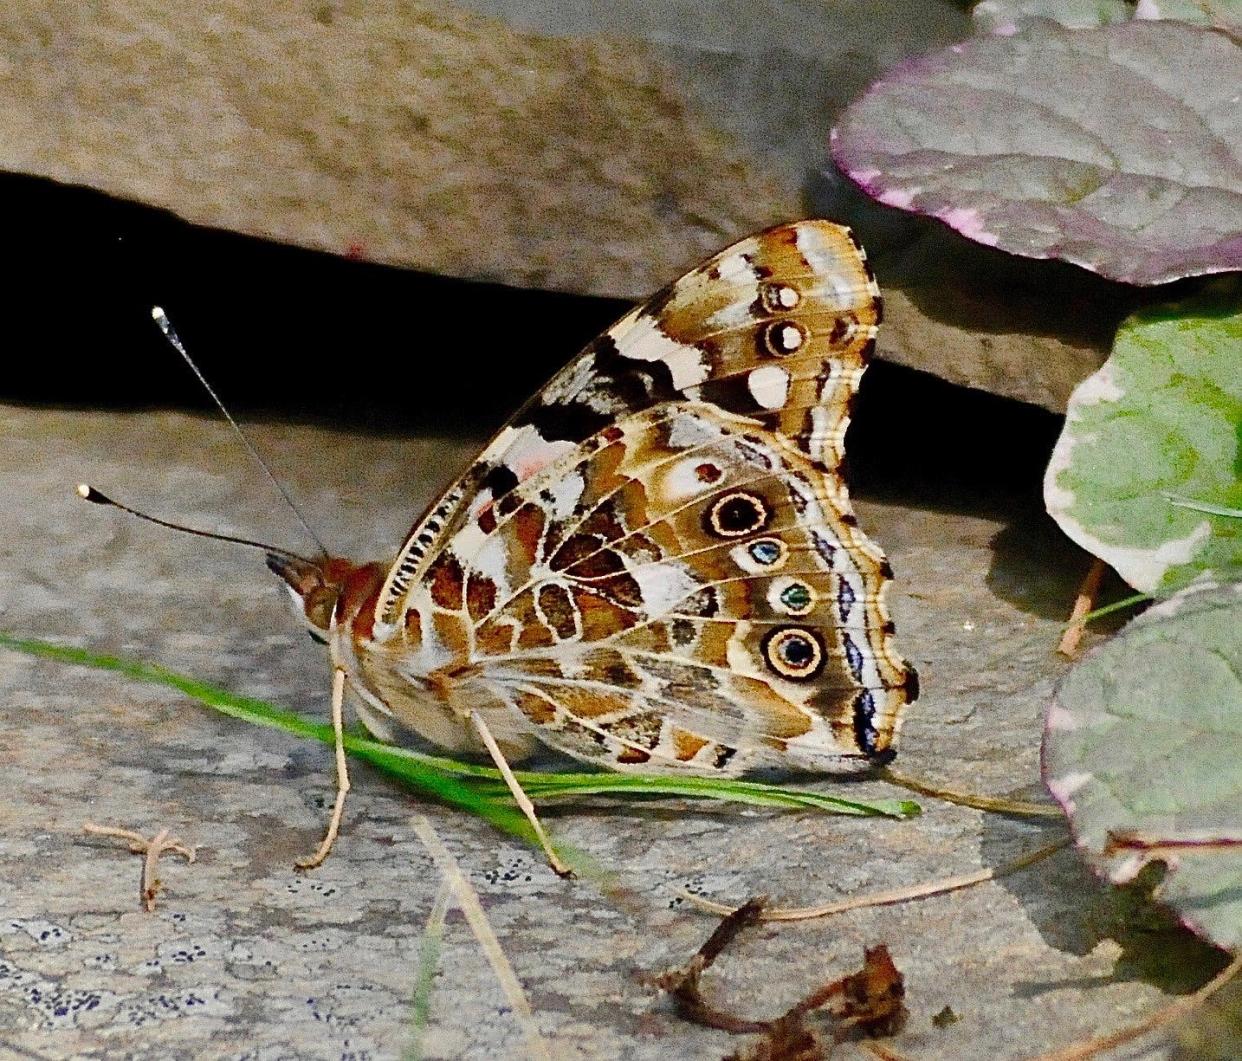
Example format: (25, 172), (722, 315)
(0, 634), (917, 837)
(973, 0), (1135, 32)
(972, 0), (1242, 31)
(1043, 581), (1242, 951)
(1045, 293), (1242, 596)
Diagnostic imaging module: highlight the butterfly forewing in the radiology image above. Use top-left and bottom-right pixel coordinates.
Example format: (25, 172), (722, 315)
(366, 220), (915, 773)
(374, 222), (879, 627)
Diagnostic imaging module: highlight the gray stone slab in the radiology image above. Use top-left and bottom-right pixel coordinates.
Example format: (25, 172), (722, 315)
(0, 405), (1222, 1058)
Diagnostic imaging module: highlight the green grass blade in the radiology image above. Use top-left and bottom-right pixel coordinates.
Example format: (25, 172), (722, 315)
(404, 878), (452, 1061)
(509, 773), (918, 817)
(0, 633), (918, 825)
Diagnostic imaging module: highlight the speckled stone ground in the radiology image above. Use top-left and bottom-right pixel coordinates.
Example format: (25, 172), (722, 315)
(0, 405), (1224, 1059)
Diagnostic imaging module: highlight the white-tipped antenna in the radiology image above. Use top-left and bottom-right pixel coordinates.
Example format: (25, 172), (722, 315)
(77, 483), (317, 565)
(151, 306), (328, 558)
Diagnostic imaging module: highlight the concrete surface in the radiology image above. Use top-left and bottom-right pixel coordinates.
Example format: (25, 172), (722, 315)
(0, 404), (1225, 1058)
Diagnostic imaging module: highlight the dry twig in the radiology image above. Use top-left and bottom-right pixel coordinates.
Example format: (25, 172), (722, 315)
(1057, 557), (1107, 658)
(653, 897), (906, 1059)
(81, 821), (197, 912)
(685, 838), (1069, 922)
(410, 814), (553, 1061)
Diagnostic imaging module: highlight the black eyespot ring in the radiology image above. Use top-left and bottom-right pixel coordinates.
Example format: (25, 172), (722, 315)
(762, 626), (826, 681)
(760, 320), (806, 357)
(705, 490), (770, 538)
(759, 282), (801, 313)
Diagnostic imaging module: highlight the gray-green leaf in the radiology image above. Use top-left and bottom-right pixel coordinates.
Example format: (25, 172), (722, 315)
(973, 0), (1135, 31)
(1044, 582), (1242, 951)
(973, 0), (1242, 31)
(1044, 293), (1242, 595)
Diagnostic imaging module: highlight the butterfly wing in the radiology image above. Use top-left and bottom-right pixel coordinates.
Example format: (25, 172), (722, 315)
(438, 401), (915, 772)
(374, 220), (916, 773)
(372, 220), (879, 629)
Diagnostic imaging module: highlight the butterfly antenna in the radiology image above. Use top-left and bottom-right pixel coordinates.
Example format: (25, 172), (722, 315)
(77, 484), (317, 566)
(151, 306), (330, 558)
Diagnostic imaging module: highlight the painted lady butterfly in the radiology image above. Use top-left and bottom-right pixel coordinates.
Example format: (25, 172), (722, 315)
(268, 220), (919, 874)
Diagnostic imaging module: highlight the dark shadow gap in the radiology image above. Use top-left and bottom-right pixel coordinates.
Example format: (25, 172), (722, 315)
(4, 171), (1061, 514)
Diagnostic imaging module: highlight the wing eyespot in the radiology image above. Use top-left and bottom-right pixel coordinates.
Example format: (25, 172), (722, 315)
(704, 490), (771, 538)
(772, 578), (816, 617)
(759, 282), (801, 312)
(762, 626), (826, 681)
(760, 320), (806, 357)
(747, 537), (787, 567)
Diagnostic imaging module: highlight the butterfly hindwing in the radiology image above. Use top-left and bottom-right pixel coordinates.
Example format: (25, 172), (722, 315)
(438, 400), (914, 772)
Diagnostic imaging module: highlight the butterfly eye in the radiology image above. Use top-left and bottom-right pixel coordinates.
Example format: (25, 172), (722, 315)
(760, 320), (807, 357)
(762, 626), (825, 680)
(705, 490), (770, 538)
(759, 282), (801, 312)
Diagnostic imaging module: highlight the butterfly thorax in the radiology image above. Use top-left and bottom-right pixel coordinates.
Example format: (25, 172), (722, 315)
(269, 550), (529, 756)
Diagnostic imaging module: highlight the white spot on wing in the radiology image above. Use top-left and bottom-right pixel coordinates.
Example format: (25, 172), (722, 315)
(615, 313), (710, 390)
(712, 250), (760, 283)
(472, 534), (511, 597)
(795, 224), (854, 302)
(747, 364), (790, 409)
(667, 410), (724, 450)
(545, 472), (585, 520)
(630, 561), (701, 618)
(663, 458), (714, 501)
(707, 298), (754, 331)
(498, 425), (576, 482)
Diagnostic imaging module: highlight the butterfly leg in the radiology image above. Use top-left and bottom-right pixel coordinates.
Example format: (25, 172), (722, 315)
(296, 666), (351, 871)
(468, 709), (572, 878)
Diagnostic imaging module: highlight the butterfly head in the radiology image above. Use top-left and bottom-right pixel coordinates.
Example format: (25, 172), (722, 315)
(266, 553), (386, 641)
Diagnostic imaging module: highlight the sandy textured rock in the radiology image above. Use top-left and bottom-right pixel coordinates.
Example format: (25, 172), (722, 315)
(0, 0), (795, 297)
(0, 404), (1223, 1058)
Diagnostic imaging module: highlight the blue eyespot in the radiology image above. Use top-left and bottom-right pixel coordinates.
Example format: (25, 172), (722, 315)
(749, 539), (783, 565)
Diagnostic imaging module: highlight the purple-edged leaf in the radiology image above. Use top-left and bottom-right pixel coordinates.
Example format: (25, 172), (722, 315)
(832, 20), (1242, 284)
(1044, 582), (1242, 951)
